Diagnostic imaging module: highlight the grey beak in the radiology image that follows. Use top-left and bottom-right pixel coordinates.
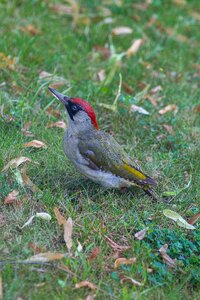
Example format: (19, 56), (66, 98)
(48, 87), (71, 105)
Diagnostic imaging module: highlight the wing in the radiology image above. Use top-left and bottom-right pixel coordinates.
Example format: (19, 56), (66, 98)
(78, 130), (156, 187)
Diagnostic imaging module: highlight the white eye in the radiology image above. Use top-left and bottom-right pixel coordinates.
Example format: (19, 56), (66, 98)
(71, 105), (78, 111)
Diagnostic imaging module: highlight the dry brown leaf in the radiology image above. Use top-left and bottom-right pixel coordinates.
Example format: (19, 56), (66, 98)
(23, 140), (47, 149)
(54, 207), (66, 226)
(49, 4), (72, 15)
(2, 156), (32, 172)
(147, 95), (158, 106)
(64, 217), (73, 252)
(86, 295), (94, 300)
(4, 190), (19, 204)
(190, 11), (200, 21)
(165, 28), (189, 43)
(114, 257), (136, 268)
(75, 281), (97, 290)
(172, 0), (186, 5)
(47, 121), (67, 129)
(188, 212), (200, 225)
(162, 124), (174, 135)
(159, 244), (176, 268)
(192, 105), (200, 113)
(28, 242), (44, 254)
(19, 25), (40, 35)
(133, 3), (148, 11)
(96, 69), (106, 82)
(122, 82), (134, 94)
(93, 45), (111, 59)
(89, 247), (99, 260)
(38, 71), (69, 87)
(150, 85), (162, 94)
(112, 26), (133, 36)
(126, 39), (144, 57)
(134, 227), (149, 240)
(48, 81), (65, 90)
(0, 275), (2, 300)
(21, 168), (38, 192)
(21, 121), (34, 137)
(25, 252), (65, 263)
(120, 276), (143, 286)
(105, 235), (130, 252)
(46, 106), (62, 118)
(158, 104), (178, 115)
(0, 52), (17, 71)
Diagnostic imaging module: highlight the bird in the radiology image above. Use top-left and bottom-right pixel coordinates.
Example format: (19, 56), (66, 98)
(48, 87), (159, 200)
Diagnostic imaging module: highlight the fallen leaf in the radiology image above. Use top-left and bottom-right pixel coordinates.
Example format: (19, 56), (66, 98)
(165, 28), (189, 43)
(36, 212), (52, 221)
(2, 156), (32, 172)
(4, 190), (19, 204)
(112, 26), (133, 36)
(114, 257), (136, 268)
(21, 215), (35, 229)
(47, 121), (67, 129)
(64, 217), (73, 252)
(49, 4), (72, 15)
(120, 276), (143, 286)
(158, 104), (178, 115)
(147, 95), (158, 106)
(172, 0), (186, 5)
(105, 235), (130, 252)
(122, 82), (134, 94)
(28, 242), (44, 254)
(54, 207), (66, 226)
(133, 3), (148, 11)
(93, 45), (111, 59)
(162, 124), (174, 135)
(21, 121), (34, 137)
(86, 295), (94, 300)
(25, 252), (65, 263)
(38, 71), (69, 87)
(21, 212), (51, 229)
(19, 25), (40, 35)
(126, 39), (144, 57)
(130, 104), (150, 115)
(22, 168), (38, 192)
(190, 11), (200, 21)
(192, 105), (200, 113)
(188, 212), (200, 225)
(48, 81), (65, 90)
(0, 275), (2, 300)
(76, 241), (83, 253)
(96, 69), (106, 82)
(89, 247), (99, 260)
(134, 227), (149, 240)
(163, 209), (195, 230)
(23, 140), (47, 149)
(46, 107), (62, 118)
(0, 52), (17, 71)
(159, 244), (176, 268)
(150, 85), (162, 94)
(147, 267), (153, 273)
(75, 281), (97, 290)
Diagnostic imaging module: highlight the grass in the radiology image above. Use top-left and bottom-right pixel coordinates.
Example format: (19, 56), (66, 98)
(0, 0), (200, 299)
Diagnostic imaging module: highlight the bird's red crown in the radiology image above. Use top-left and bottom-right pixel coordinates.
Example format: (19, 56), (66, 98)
(72, 98), (99, 130)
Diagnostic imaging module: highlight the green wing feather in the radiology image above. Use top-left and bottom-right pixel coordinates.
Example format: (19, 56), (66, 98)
(78, 130), (156, 187)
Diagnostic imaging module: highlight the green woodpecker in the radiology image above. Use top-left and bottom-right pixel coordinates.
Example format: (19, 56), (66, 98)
(48, 87), (158, 200)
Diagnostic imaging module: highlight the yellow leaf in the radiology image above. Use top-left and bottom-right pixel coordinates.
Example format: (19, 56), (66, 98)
(0, 52), (16, 71)
(23, 140), (47, 149)
(126, 39), (144, 57)
(75, 281), (97, 290)
(25, 252), (65, 263)
(114, 257), (136, 268)
(158, 104), (178, 115)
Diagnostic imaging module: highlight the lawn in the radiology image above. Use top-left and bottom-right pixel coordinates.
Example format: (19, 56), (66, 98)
(0, 0), (200, 299)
